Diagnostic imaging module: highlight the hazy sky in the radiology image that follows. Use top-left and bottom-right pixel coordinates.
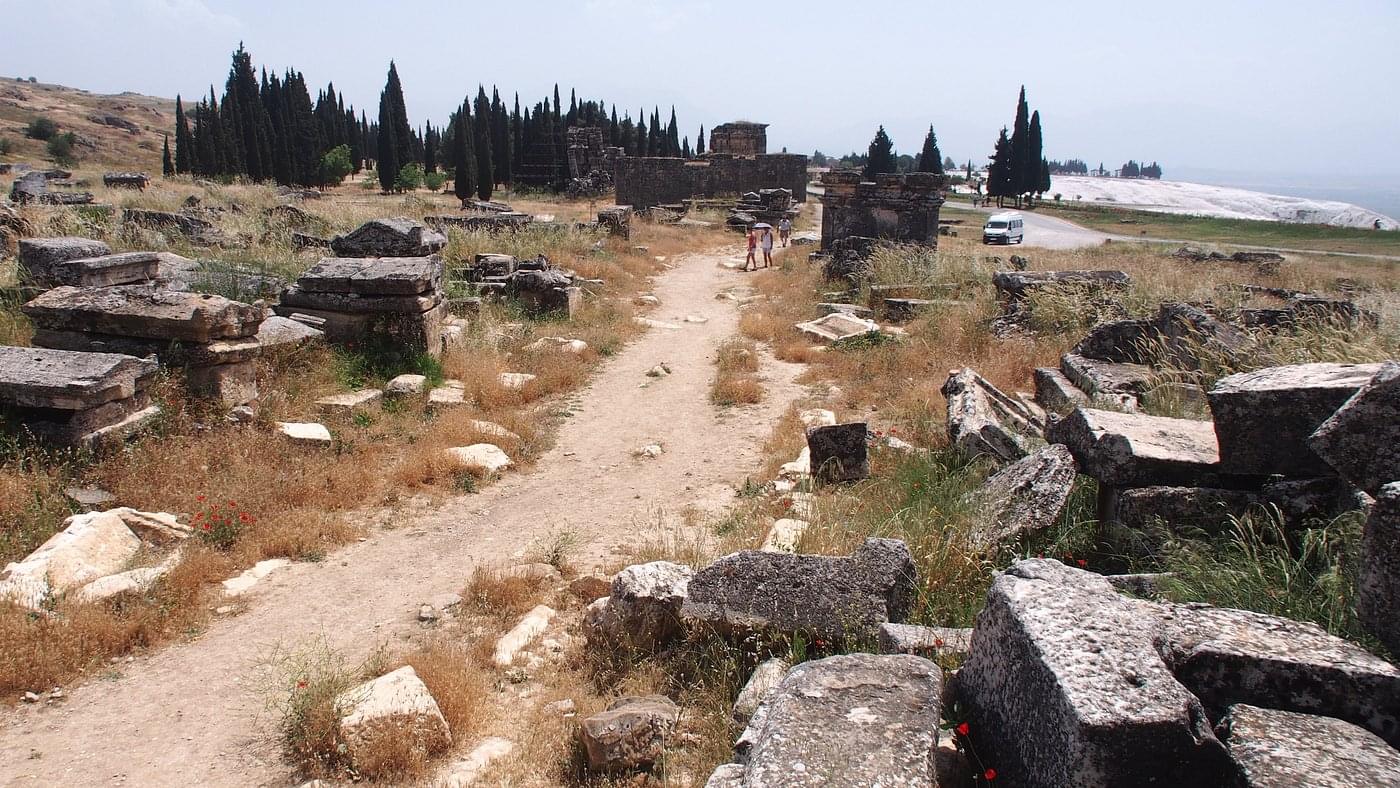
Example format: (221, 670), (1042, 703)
(3, 0), (1397, 179)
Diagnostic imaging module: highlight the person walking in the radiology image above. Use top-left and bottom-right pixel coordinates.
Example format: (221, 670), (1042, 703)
(778, 217), (792, 247)
(745, 228), (758, 271)
(760, 226), (775, 267)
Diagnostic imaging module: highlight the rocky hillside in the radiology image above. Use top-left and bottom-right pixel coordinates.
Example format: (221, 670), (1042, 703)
(0, 80), (174, 171)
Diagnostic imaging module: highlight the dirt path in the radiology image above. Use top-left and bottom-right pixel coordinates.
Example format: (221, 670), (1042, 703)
(0, 241), (810, 787)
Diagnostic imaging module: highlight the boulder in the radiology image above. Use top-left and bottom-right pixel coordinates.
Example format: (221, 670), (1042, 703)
(446, 444), (513, 475)
(586, 561), (692, 652)
(330, 218), (446, 258)
(1209, 362), (1382, 477)
(805, 422), (868, 482)
(942, 367), (1044, 463)
(0, 510), (141, 609)
(682, 538), (917, 645)
(967, 443), (1078, 549)
(335, 666), (451, 769)
(23, 285), (264, 342)
(0, 346), (156, 410)
(1219, 704), (1400, 788)
(726, 654), (942, 787)
(1309, 361), (1400, 496)
(1356, 483), (1400, 660)
(293, 256), (443, 296)
(579, 695), (680, 773)
(1047, 407), (1220, 487)
(731, 657), (790, 724)
(17, 237), (111, 285)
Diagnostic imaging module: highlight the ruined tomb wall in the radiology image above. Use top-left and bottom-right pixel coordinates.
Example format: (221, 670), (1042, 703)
(614, 154), (809, 209)
(819, 179), (946, 248)
(708, 123), (768, 156)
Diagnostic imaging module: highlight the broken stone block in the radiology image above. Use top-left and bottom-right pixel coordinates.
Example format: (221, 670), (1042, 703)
(0, 510), (142, 609)
(467, 420), (522, 444)
(441, 736), (515, 788)
(277, 422), (332, 447)
(957, 560), (1238, 787)
(1156, 302), (1253, 370)
(122, 208), (223, 245)
(966, 443), (1078, 550)
(428, 383), (466, 408)
(526, 336), (588, 354)
(942, 367), (1044, 463)
(1209, 362), (1382, 477)
(446, 444), (513, 475)
(493, 604), (556, 666)
(1070, 317), (1155, 363)
(992, 269), (1132, 301)
(877, 622), (973, 661)
(1060, 351), (1154, 405)
(383, 374), (427, 398)
(18, 236), (112, 285)
(254, 315), (323, 351)
(23, 285), (264, 342)
(46, 252), (162, 288)
(579, 695), (680, 773)
(221, 557), (290, 596)
(1047, 407), (1220, 487)
(586, 561), (692, 652)
(1309, 361), (1400, 496)
(315, 389), (383, 415)
(759, 518), (808, 553)
(279, 285), (442, 314)
(1033, 366), (1090, 414)
(1218, 704), (1400, 788)
(1356, 483), (1400, 663)
(185, 360), (258, 406)
(73, 561), (172, 604)
(729, 654), (942, 787)
(110, 507), (191, 545)
(498, 372), (535, 391)
(0, 345), (155, 411)
(731, 657), (790, 725)
(794, 311), (880, 343)
(336, 666), (451, 770)
(682, 538), (916, 645)
(330, 218), (446, 258)
(805, 421), (868, 482)
(797, 408), (836, 428)
(293, 256), (443, 297)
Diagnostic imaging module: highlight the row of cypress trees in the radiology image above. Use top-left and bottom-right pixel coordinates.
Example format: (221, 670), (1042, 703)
(986, 86), (1051, 207)
(171, 46), (704, 192)
(860, 124), (946, 179)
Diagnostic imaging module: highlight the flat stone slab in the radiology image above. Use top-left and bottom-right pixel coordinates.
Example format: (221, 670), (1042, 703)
(1219, 704), (1400, 788)
(276, 422), (332, 446)
(221, 558), (291, 596)
(280, 283), (442, 313)
(1060, 352), (1154, 402)
(728, 654), (942, 787)
(330, 218), (447, 259)
(1034, 366), (1090, 414)
(29, 328), (263, 367)
(0, 510), (142, 610)
(315, 389), (382, 414)
(1358, 483), (1400, 655)
(682, 538), (917, 644)
(295, 255), (443, 296)
(23, 285), (264, 342)
(0, 346), (157, 410)
(794, 312), (880, 342)
(1209, 362), (1382, 477)
(1047, 407), (1220, 487)
(18, 236), (111, 285)
(49, 252), (161, 288)
(384, 374), (428, 397)
(1309, 361), (1400, 496)
(967, 443), (1078, 549)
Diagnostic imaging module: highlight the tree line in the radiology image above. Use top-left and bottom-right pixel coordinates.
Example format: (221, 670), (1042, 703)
(813, 125), (954, 178)
(985, 86), (1049, 207)
(1044, 158), (1163, 179)
(170, 45), (701, 193)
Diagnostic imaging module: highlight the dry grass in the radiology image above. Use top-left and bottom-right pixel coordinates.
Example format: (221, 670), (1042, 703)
(710, 338), (764, 406)
(463, 567), (550, 622)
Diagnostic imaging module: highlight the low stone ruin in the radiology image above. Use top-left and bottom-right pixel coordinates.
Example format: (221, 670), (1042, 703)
(274, 255), (448, 355)
(992, 268), (1133, 333)
(425, 202), (534, 234)
(10, 171), (94, 205)
(102, 172), (150, 190)
(596, 205), (631, 239)
(613, 122), (808, 209)
(330, 217), (446, 258)
(0, 345), (160, 447)
(17, 236), (113, 287)
(723, 189), (797, 232)
(122, 208), (224, 245)
(22, 285), (268, 406)
(817, 170), (946, 250)
(464, 254), (582, 319)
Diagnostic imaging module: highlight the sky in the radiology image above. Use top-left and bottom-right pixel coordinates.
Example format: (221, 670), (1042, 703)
(2, 0), (1398, 182)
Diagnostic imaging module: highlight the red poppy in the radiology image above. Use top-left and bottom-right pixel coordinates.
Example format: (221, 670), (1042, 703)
(934, 638), (944, 648)
(296, 680), (307, 689)
(201, 523), (211, 531)
(196, 495), (206, 502)
(956, 722), (970, 736)
(227, 501), (237, 508)
(1077, 559), (1088, 568)
(984, 768), (997, 781)
(239, 514), (250, 523)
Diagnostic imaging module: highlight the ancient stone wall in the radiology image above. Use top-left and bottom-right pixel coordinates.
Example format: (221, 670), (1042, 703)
(614, 154), (809, 209)
(818, 171), (947, 248)
(708, 122), (768, 156)
(566, 126), (607, 179)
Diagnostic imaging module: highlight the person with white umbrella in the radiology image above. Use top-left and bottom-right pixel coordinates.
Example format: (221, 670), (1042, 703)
(754, 222), (775, 267)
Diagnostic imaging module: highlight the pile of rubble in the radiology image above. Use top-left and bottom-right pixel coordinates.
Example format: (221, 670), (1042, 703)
(723, 188), (797, 231)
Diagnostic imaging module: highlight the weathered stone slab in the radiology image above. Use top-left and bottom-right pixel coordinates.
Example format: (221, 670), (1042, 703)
(1047, 407), (1220, 486)
(294, 256), (443, 296)
(185, 360), (258, 406)
(316, 389), (383, 415)
(384, 374), (427, 398)
(0, 346), (156, 410)
(47, 252), (162, 288)
(17, 237), (111, 285)
(0, 510), (141, 610)
(29, 328), (262, 367)
(731, 657), (790, 725)
(255, 315), (323, 350)
(992, 269), (1132, 301)
(967, 443), (1078, 549)
(446, 444), (513, 475)
(805, 422), (867, 482)
(585, 561), (692, 652)
(277, 422), (331, 446)
(759, 518), (808, 553)
(23, 285), (264, 342)
(878, 622), (973, 660)
(1060, 352), (1154, 403)
(1209, 362), (1381, 477)
(279, 284), (441, 314)
(957, 559), (1238, 787)
(794, 312), (879, 343)
(579, 695), (680, 773)
(330, 218), (446, 258)
(729, 654), (942, 787)
(336, 666), (451, 769)
(18, 392), (153, 445)
(1033, 366), (1091, 414)
(1156, 302), (1253, 370)
(942, 367), (1044, 463)
(1357, 483), (1400, 662)
(682, 538), (917, 644)
(1219, 704), (1400, 788)
(1309, 361), (1400, 496)
(1070, 318), (1154, 363)
(122, 208), (221, 244)
(270, 301), (447, 354)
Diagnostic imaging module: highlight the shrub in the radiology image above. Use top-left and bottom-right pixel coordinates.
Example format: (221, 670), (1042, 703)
(0, 137), (12, 156)
(318, 144), (353, 187)
(46, 132), (77, 166)
(25, 116), (57, 141)
(394, 162), (424, 192)
(423, 171), (447, 191)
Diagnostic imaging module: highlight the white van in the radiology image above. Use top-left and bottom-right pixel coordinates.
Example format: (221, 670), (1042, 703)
(983, 212), (1025, 244)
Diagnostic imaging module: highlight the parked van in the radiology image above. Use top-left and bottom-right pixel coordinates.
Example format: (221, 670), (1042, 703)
(983, 212), (1025, 244)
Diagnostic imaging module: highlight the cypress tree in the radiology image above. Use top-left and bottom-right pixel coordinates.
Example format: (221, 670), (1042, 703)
(377, 91), (398, 191)
(988, 127), (1013, 207)
(636, 113), (648, 156)
(1008, 85), (1030, 202)
(915, 125), (943, 173)
(1026, 110), (1045, 196)
(491, 87), (511, 186)
(174, 96), (192, 174)
(667, 106), (679, 156)
(609, 105), (619, 146)
(697, 125), (705, 155)
(423, 122), (437, 173)
(452, 103), (476, 202)
(864, 126), (896, 178)
(474, 87), (494, 200)
(512, 93), (523, 177)
(384, 61), (415, 167)
(162, 135), (174, 176)
(682, 136), (691, 159)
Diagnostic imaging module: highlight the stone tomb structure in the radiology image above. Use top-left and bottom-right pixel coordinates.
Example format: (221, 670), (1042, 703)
(613, 120), (807, 209)
(22, 285), (267, 406)
(817, 170), (947, 250)
(275, 256), (448, 355)
(0, 345), (160, 447)
(708, 121), (768, 156)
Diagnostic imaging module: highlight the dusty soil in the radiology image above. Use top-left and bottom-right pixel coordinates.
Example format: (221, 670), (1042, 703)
(0, 240), (810, 786)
